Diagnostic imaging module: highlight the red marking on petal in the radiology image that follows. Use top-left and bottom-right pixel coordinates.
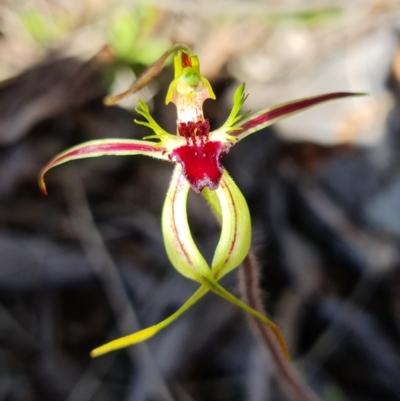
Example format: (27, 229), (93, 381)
(39, 140), (166, 195)
(239, 92), (360, 134)
(171, 173), (193, 267)
(222, 180), (237, 260)
(172, 141), (226, 192)
(52, 142), (163, 165)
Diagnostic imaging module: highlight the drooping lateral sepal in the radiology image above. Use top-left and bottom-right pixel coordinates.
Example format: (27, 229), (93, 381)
(235, 92), (366, 141)
(39, 139), (168, 195)
(161, 165), (212, 281)
(210, 170), (251, 280)
(91, 285), (209, 357)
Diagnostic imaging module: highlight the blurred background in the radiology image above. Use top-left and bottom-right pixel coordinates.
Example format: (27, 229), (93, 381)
(1, 0), (400, 400)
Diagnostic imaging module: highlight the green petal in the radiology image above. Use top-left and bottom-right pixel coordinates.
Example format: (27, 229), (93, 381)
(235, 92), (366, 141)
(90, 285), (209, 357)
(211, 170), (251, 280)
(162, 165), (212, 282)
(39, 139), (168, 195)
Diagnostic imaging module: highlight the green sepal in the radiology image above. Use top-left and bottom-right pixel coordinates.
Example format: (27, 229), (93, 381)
(162, 165), (212, 282)
(211, 170), (251, 280)
(38, 138), (168, 195)
(236, 92), (366, 141)
(104, 43), (191, 105)
(91, 285), (209, 357)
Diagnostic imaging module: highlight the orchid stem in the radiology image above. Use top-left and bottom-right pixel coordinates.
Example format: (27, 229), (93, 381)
(239, 252), (321, 401)
(204, 277), (290, 361)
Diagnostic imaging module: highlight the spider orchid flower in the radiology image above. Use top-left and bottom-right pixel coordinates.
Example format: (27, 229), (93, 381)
(39, 44), (363, 359)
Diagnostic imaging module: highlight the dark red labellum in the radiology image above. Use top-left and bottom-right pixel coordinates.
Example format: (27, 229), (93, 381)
(172, 141), (227, 193)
